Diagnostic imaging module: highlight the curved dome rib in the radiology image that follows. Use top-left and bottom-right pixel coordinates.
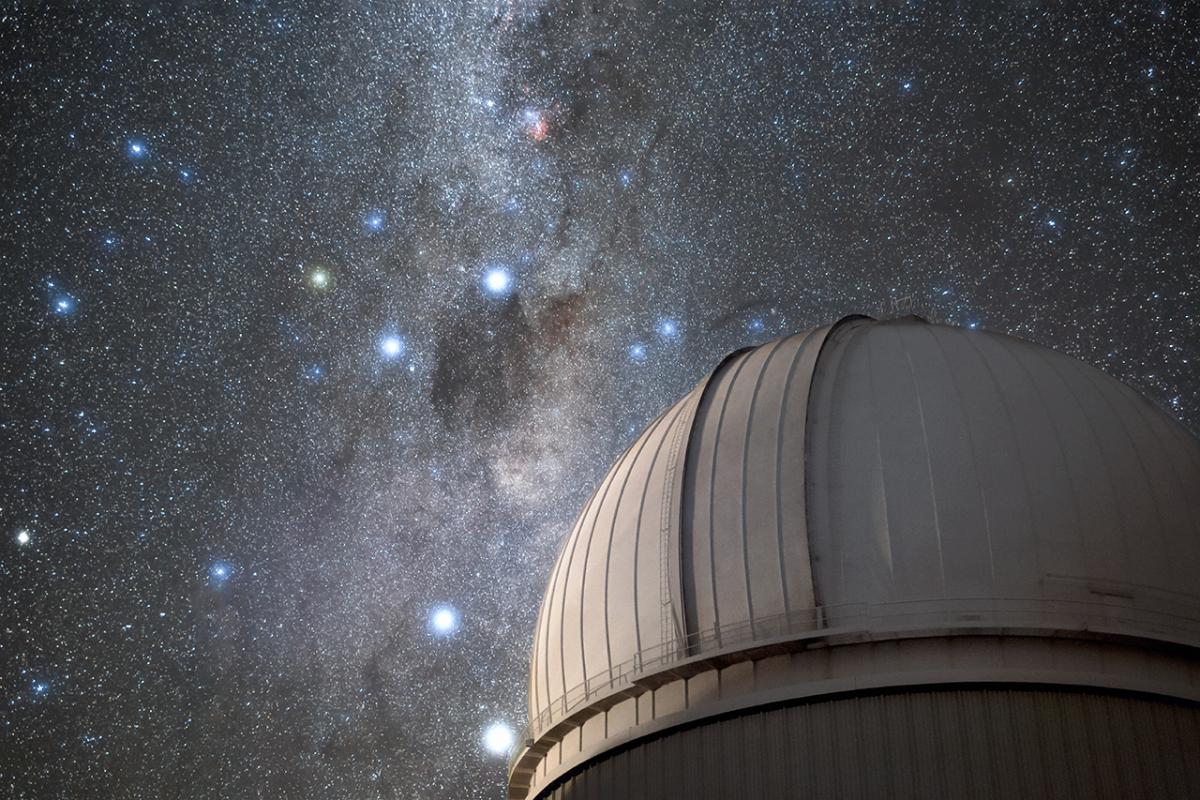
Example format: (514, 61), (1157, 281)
(529, 379), (710, 726)
(679, 326), (836, 648)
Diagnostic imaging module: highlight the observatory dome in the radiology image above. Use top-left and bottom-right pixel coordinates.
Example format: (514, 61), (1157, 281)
(511, 315), (1200, 800)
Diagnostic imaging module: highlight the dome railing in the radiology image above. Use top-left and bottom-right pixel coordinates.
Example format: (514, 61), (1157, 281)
(511, 594), (1200, 772)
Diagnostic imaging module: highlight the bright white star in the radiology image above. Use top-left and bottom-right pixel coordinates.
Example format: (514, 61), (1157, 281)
(483, 722), (515, 755)
(429, 605), (460, 635)
(379, 335), (405, 359)
(482, 265), (514, 297)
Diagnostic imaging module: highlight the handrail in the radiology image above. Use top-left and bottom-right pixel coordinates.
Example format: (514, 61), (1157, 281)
(509, 595), (1200, 773)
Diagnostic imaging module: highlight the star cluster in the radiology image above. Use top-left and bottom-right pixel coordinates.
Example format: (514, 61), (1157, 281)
(2, 3), (1198, 798)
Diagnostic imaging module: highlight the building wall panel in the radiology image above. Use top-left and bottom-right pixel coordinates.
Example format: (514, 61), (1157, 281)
(536, 689), (1200, 800)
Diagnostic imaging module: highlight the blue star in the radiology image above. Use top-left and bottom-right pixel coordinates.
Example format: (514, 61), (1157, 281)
(363, 210), (386, 232)
(52, 295), (76, 316)
(304, 364), (325, 382)
(379, 334), (405, 360)
(628, 342), (647, 363)
(900, 80), (914, 92)
(32, 681), (49, 696)
(209, 562), (233, 585)
(657, 318), (680, 340)
(428, 605), (460, 636)
(179, 168), (195, 184)
(126, 139), (148, 159)
(618, 169), (635, 188)
(481, 265), (514, 298)
(747, 317), (766, 333)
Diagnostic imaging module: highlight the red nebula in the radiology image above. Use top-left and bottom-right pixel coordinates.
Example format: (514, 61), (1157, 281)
(527, 112), (549, 142)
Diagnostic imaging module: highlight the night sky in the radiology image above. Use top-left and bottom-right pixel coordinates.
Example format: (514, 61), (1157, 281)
(3, 3), (1198, 798)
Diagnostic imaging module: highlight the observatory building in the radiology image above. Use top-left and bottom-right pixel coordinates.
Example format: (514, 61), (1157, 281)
(508, 315), (1200, 799)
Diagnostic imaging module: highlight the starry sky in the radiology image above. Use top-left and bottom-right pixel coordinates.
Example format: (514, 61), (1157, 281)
(2, 2), (1198, 798)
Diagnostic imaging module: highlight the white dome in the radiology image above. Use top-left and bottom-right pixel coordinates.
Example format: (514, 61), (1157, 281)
(527, 316), (1200, 734)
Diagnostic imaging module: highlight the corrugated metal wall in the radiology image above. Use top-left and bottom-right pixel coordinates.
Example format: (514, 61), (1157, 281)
(538, 689), (1200, 800)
